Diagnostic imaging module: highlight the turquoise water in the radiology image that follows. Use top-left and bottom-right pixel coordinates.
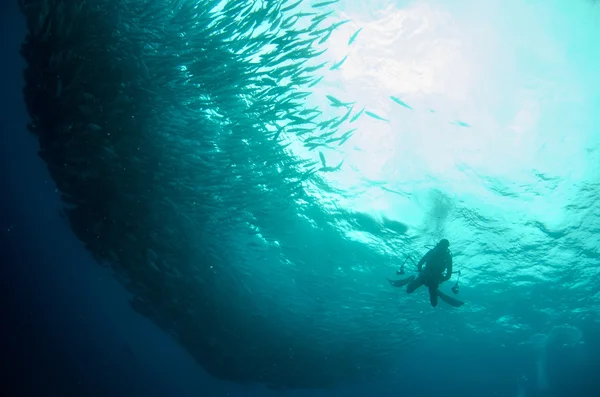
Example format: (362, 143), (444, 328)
(17, 0), (600, 393)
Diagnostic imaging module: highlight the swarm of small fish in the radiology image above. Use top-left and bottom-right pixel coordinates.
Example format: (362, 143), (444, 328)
(19, 0), (422, 389)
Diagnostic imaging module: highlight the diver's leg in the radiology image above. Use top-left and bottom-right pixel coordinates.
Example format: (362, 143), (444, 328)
(388, 276), (415, 288)
(406, 274), (424, 294)
(428, 286), (438, 307)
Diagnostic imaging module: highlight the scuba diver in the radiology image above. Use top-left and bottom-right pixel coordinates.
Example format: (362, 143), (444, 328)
(388, 239), (463, 307)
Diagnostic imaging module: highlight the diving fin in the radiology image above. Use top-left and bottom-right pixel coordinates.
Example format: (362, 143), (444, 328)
(436, 289), (464, 307)
(387, 276), (415, 288)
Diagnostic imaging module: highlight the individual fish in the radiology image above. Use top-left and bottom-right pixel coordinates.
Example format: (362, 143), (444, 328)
(139, 56), (151, 81)
(338, 134), (353, 146)
(318, 151), (327, 167)
(326, 95), (354, 108)
(280, 15), (299, 29)
(365, 111), (389, 122)
(298, 168), (318, 182)
(306, 47), (328, 58)
(78, 105), (93, 117)
(330, 54), (348, 70)
(318, 116), (339, 129)
(348, 28), (363, 45)
(147, 248), (158, 262)
(309, 11), (334, 30)
(308, 76), (324, 88)
(86, 123), (103, 131)
(295, 12), (318, 18)
(327, 19), (351, 32)
(282, 0), (303, 13)
(317, 130), (336, 139)
(312, 1), (340, 8)
(301, 160), (319, 168)
(289, 91), (311, 100)
(304, 142), (322, 151)
(292, 75), (314, 85)
(390, 96), (412, 110)
(268, 14), (284, 32)
(272, 128), (283, 141)
(299, 107), (322, 116)
(319, 159), (344, 172)
(289, 127), (313, 135)
(303, 136), (322, 143)
(350, 107), (365, 123)
(326, 95), (344, 107)
(304, 61), (328, 73)
(330, 106), (353, 129)
(318, 29), (333, 45)
(337, 128), (357, 146)
(451, 120), (471, 127)
(288, 114), (315, 126)
(337, 128), (357, 139)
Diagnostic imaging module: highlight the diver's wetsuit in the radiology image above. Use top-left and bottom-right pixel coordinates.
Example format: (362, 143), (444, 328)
(406, 246), (453, 307)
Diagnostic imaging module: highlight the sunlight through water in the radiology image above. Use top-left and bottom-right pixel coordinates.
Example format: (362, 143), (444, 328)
(290, 0), (600, 245)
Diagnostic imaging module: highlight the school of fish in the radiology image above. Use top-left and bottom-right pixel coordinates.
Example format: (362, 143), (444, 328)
(18, 0), (425, 389)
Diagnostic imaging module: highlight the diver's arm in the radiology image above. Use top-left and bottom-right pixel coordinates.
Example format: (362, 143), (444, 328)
(417, 250), (431, 272)
(444, 256), (453, 281)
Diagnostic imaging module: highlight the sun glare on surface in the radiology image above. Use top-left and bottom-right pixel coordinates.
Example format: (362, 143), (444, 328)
(289, 0), (599, 228)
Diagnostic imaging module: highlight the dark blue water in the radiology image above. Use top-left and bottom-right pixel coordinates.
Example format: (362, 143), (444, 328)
(1, 4), (217, 396)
